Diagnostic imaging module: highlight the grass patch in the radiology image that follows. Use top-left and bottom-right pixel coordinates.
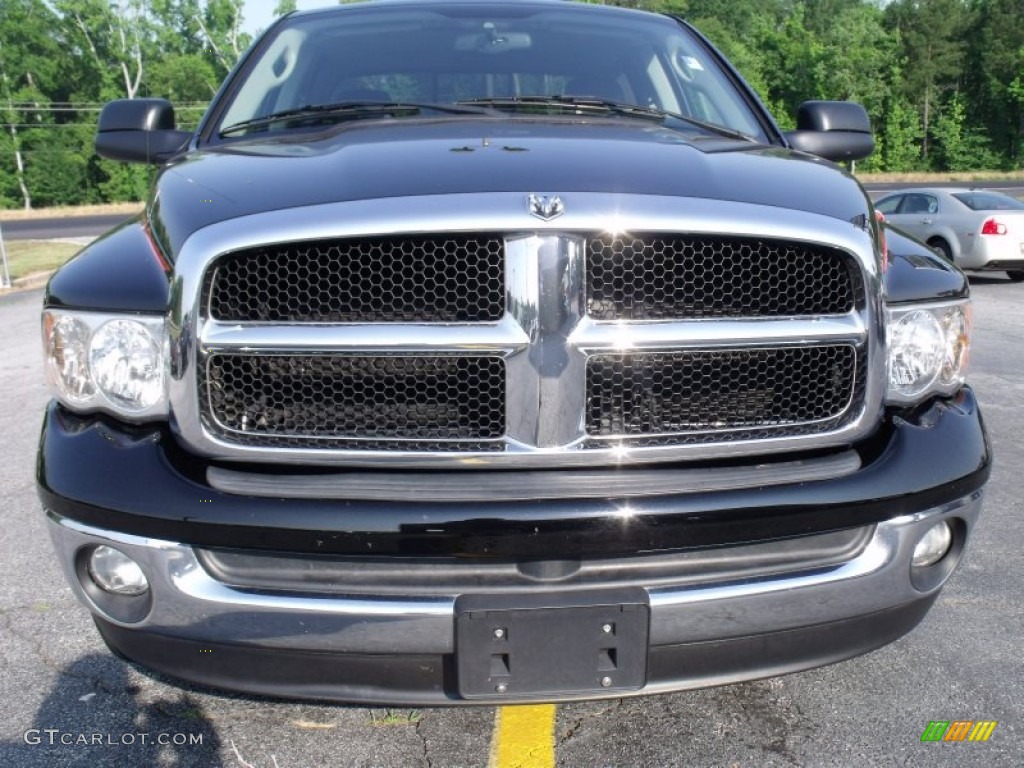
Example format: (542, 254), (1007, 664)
(0, 202), (143, 222)
(858, 170), (1024, 184)
(369, 709), (423, 726)
(2, 240), (82, 281)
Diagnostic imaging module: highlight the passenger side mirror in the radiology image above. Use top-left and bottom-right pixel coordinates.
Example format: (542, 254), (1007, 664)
(95, 99), (193, 164)
(785, 101), (875, 162)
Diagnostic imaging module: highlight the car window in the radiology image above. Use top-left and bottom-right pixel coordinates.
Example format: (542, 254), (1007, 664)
(215, 5), (769, 141)
(874, 195), (903, 215)
(902, 194), (938, 215)
(952, 192), (1024, 211)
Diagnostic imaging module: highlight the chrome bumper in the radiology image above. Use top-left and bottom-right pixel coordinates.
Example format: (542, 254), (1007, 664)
(48, 491), (980, 661)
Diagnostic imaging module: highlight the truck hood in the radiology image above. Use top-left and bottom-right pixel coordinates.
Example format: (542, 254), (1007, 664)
(151, 118), (873, 256)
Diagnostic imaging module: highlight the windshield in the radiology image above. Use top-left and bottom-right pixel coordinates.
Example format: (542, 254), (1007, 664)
(952, 192), (1024, 211)
(214, 3), (768, 141)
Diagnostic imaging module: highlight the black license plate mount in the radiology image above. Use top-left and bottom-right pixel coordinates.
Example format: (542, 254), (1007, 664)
(455, 589), (649, 699)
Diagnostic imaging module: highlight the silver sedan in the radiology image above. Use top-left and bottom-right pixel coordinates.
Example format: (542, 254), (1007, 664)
(875, 187), (1024, 281)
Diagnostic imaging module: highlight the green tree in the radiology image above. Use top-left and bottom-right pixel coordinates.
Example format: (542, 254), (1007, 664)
(146, 0), (251, 84)
(755, 5), (825, 119)
(193, 0), (251, 77)
(581, 0), (689, 13)
(54, 0), (149, 101)
(816, 4), (896, 113)
(0, 0), (66, 209)
(964, 0), (1024, 167)
(885, 0), (967, 164)
(931, 93), (1000, 170)
(24, 132), (90, 206)
(147, 54), (220, 102)
(880, 85), (924, 171)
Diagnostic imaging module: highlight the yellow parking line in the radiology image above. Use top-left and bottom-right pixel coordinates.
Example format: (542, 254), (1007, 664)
(488, 704), (557, 768)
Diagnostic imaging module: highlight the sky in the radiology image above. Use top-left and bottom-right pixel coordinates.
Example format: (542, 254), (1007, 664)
(241, 0), (328, 34)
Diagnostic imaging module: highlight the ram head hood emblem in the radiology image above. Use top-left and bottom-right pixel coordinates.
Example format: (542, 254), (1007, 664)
(528, 194), (565, 221)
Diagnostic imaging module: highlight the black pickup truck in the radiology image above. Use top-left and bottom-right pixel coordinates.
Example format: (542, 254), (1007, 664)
(38, 0), (989, 704)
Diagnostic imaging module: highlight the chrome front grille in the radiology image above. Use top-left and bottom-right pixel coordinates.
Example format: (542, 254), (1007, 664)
(207, 234), (505, 322)
(586, 346), (860, 442)
(172, 192), (881, 467)
(587, 235), (859, 320)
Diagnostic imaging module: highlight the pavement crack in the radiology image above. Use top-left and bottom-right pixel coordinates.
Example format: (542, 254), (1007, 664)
(557, 698), (625, 746)
(0, 611), (62, 673)
(0, 611), (122, 694)
(414, 715), (434, 768)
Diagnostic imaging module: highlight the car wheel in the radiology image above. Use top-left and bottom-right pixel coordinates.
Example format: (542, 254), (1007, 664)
(928, 238), (953, 262)
(1008, 271), (1024, 282)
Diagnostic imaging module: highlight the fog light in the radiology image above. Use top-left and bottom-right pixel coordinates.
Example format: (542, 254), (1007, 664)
(87, 546), (149, 596)
(912, 521), (953, 567)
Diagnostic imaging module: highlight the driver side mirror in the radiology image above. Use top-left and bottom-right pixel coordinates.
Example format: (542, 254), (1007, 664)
(95, 99), (193, 165)
(785, 101), (874, 162)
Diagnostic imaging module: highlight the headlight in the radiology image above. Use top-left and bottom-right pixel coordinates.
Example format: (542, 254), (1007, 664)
(45, 315), (95, 404)
(886, 301), (971, 404)
(89, 320), (164, 411)
(41, 311), (167, 420)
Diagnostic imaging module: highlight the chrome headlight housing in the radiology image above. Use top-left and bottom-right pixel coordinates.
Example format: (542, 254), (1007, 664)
(886, 300), (971, 404)
(42, 310), (168, 420)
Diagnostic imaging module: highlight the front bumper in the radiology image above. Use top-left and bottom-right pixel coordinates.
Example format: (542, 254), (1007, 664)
(50, 494), (979, 705)
(39, 389), (990, 704)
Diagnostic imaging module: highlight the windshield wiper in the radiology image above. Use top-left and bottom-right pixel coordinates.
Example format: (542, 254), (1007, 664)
(456, 96), (757, 142)
(220, 101), (498, 137)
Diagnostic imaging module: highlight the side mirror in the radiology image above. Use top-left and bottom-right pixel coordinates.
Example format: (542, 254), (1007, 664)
(785, 101), (875, 162)
(95, 99), (193, 164)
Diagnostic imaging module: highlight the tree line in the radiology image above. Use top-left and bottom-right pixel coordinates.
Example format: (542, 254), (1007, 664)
(1, 0), (1022, 209)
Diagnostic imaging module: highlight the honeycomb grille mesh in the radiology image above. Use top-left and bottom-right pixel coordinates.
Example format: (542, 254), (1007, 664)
(207, 235), (505, 322)
(586, 346), (858, 440)
(203, 355), (506, 449)
(587, 235), (857, 320)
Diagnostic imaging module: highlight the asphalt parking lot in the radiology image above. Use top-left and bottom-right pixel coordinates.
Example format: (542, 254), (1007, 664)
(0, 276), (1020, 768)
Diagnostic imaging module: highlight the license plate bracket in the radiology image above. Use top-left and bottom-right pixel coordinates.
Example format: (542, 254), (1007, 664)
(455, 589), (649, 699)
